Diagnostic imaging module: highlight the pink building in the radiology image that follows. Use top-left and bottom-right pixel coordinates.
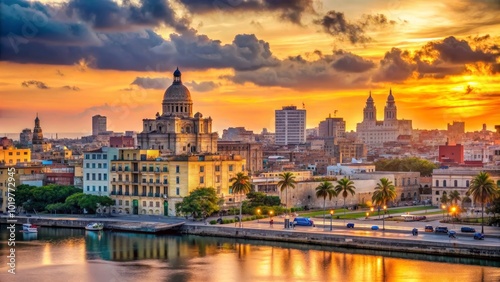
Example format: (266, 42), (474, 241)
(110, 136), (135, 148)
(438, 143), (464, 164)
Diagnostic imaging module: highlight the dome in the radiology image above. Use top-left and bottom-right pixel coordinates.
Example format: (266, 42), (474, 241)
(388, 89), (394, 101)
(162, 68), (192, 103)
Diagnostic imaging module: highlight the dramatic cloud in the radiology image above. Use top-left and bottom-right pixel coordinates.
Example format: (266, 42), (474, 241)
(184, 81), (218, 92)
(314, 11), (396, 44)
(179, 0), (315, 25)
(422, 36), (497, 64)
(21, 80), (49, 89)
(331, 50), (375, 73)
(131, 77), (170, 89)
(65, 0), (191, 33)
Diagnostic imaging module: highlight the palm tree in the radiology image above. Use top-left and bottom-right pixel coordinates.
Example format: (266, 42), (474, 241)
(440, 194), (449, 206)
(230, 172), (252, 228)
(372, 178), (397, 230)
(449, 190), (461, 205)
(467, 172), (499, 234)
(315, 181), (337, 228)
(277, 172), (297, 214)
(334, 178), (356, 215)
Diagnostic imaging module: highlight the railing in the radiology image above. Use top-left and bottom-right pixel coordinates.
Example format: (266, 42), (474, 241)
(117, 191), (123, 195)
(155, 193), (160, 197)
(148, 193), (153, 197)
(132, 192), (139, 196)
(141, 193), (146, 196)
(110, 191), (116, 195)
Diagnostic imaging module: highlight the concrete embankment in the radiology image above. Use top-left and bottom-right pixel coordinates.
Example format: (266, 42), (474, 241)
(1, 217), (184, 233)
(180, 225), (500, 260)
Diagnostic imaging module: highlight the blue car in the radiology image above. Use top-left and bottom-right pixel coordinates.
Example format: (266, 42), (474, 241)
(347, 223), (355, 228)
(461, 226), (476, 233)
(473, 232), (484, 240)
(371, 225), (379, 230)
(293, 217), (315, 227)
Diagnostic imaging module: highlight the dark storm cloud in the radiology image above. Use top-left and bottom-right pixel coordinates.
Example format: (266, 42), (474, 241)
(65, 0), (191, 33)
(372, 48), (416, 82)
(314, 11), (395, 44)
(424, 36), (498, 64)
(21, 80), (49, 89)
(131, 77), (170, 89)
(178, 0), (315, 25)
(331, 50), (375, 73)
(184, 81), (218, 92)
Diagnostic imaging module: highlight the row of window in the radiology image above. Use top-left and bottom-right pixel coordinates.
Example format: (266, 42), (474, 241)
(7, 151), (29, 155)
(85, 162), (108, 169)
(435, 180), (469, 188)
(85, 153), (108, 160)
(86, 173), (107, 181)
(113, 186), (179, 196)
(116, 200), (162, 207)
(86, 185), (108, 192)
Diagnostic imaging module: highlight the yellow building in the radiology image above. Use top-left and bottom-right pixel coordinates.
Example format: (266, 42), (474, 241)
(110, 149), (246, 216)
(0, 148), (31, 166)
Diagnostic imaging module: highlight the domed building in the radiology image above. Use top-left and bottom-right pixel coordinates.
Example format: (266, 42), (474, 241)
(137, 68), (218, 154)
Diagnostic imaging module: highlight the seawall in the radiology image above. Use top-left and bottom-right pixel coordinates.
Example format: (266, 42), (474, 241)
(179, 225), (500, 260)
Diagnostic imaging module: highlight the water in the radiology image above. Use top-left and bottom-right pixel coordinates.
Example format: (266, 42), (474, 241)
(1, 226), (499, 282)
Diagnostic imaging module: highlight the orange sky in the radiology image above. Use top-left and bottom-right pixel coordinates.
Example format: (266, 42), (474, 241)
(1, 0), (499, 136)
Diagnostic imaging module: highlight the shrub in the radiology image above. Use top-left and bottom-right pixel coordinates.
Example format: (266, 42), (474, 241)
(209, 220), (217, 225)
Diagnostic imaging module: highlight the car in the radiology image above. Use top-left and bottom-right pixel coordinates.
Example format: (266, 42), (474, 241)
(435, 226), (449, 233)
(473, 232), (484, 240)
(461, 226), (476, 233)
(293, 217), (315, 227)
(424, 225), (434, 232)
(347, 223), (355, 228)
(371, 225), (379, 230)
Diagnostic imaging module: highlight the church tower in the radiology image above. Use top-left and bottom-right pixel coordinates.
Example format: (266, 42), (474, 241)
(384, 89), (397, 121)
(32, 114), (43, 145)
(363, 92), (376, 122)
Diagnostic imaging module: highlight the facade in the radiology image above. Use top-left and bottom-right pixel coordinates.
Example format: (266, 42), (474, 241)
(110, 136), (135, 148)
(438, 143), (464, 164)
(356, 90), (413, 146)
(251, 171), (313, 194)
(221, 127), (255, 142)
(217, 141), (263, 174)
(432, 168), (500, 206)
(83, 147), (119, 196)
(92, 115), (107, 136)
(318, 116), (346, 138)
(137, 68), (218, 155)
(109, 149), (246, 216)
(0, 148), (31, 166)
(326, 163), (376, 176)
(275, 106), (306, 145)
(19, 129), (33, 147)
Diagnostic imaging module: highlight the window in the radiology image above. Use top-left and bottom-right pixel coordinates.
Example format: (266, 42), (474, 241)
(176, 177), (180, 184)
(454, 180), (458, 187)
(97, 154), (101, 159)
(119, 200), (123, 205)
(103, 163), (107, 169)
(92, 154), (96, 159)
(92, 186), (96, 191)
(103, 186), (107, 192)
(200, 166), (204, 173)
(86, 186), (90, 191)
(92, 173), (96, 180)
(443, 180), (447, 187)
(98, 163), (102, 169)
(215, 175), (220, 183)
(435, 180), (439, 187)
(229, 165), (234, 172)
(98, 186), (101, 191)
(98, 173), (102, 181)
(86, 163), (90, 168)
(86, 173), (90, 181)
(200, 176), (204, 184)
(149, 201), (153, 207)
(466, 180), (470, 187)
(103, 174), (107, 181)
(176, 187), (180, 195)
(215, 165), (220, 172)
(125, 200), (129, 206)
(92, 163), (96, 168)
(85, 154), (90, 159)
(176, 166), (180, 173)
(435, 191), (440, 195)
(103, 154), (107, 160)
(156, 202), (160, 207)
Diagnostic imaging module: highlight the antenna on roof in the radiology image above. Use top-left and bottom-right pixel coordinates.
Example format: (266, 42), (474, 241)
(334, 110), (338, 117)
(302, 102), (305, 109)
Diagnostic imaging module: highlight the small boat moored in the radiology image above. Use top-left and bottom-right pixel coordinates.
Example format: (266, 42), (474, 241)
(85, 223), (104, 231)
(23, 223), (39, 233)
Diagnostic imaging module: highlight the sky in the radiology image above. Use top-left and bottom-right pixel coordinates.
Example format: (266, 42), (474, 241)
(1, 0), (499, 136)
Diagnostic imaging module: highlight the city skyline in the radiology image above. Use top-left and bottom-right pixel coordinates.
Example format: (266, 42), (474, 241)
(1, 0), (499, 134)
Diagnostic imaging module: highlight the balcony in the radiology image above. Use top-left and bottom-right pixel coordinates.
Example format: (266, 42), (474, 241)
(163, 181), (168, 185)
(110, 191), (116, 195)
(125, 192), (130, 196)
(148, 193), (153, 197)
(117, 191), (123, 195)
(155, 193), (161, 197)
(141, 193), (146, 197)
(111, 168), (116, 172)
(132, 192), (139, 196)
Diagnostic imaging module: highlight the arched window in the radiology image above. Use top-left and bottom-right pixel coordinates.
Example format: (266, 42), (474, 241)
(443, 180), (447, 187)
(435, 180), (439, 187)
(454, 180), (458, 187)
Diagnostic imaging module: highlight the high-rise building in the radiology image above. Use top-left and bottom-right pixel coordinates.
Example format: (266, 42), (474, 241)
(92, 115), (107, 136)
(356, 90), (412, 146)
(318, 115), (346, 138)
(275, 105), (306, 145)
(137, 68), (218, 154)
(19, 129), (32, 147)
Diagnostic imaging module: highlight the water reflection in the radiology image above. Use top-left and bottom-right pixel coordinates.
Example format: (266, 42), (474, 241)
(1, 225), (499, 282)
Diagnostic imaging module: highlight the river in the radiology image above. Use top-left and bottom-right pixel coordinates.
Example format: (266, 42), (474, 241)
(1, 226), (499, 282)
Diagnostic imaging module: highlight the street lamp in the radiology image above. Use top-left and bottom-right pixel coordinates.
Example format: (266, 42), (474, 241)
(257, 208), (261, 223)
(330, 209), (334, 231)
(451, 206), (456, 228)
(269, 210), (274, 227)
(366, 212), (369, 219)
(383, 205), (387, 231)
(441, 204), (446, 220)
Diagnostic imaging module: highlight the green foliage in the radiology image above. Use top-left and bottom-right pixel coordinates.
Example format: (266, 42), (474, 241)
(372, 178), (397, 206)
(246, 191), (281, 207)
(46, 202), (68, 213)
(374, 157), (437, 176)
(335, 178), (356, 210)
(65, 192), (85, 213)
(176, 187), (220, 219)
(16, 184), (81, 212)
(468, 172), (500, 233)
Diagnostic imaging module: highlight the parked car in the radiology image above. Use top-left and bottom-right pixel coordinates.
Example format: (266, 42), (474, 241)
(412, 228), (418, 236)
(346, 223), (355, 228)
(424, 225), (434, 232)
(435, 226), (449, 233)
(473, 232), (484, 240)
(460, 226), (476, 233)
(293, 217), (315, 227)
(371, 225), (379, 230)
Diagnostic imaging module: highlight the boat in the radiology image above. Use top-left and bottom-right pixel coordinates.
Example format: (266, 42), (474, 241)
(22, 223), (38, 233)
(85, 223), (104, 231)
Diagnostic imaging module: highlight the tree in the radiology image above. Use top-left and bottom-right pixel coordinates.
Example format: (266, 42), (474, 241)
(230, 172), (252, 227)
(176, 187), (220, 219)
(315, 181), (337, 228)
(246, 192), (281, 207)
(372, 178), (397, 207)
(46, 202), (68, 214)
(277, 172), (297, 214)
(449, 190), (461, 205)
(335, 178), (356, 215)
(467, 172), (499, 234)
(374, 157), (437, 176)
(440, 194), (449, 205)
(78, 194), (102, 214)
(65, 193), (85, 213)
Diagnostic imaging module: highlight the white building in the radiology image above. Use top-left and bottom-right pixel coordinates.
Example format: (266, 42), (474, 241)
(275, 105), (306, 145)
(356, 90), (412, 147)
(92, 115), (107, 136)
(326, 163), (376, 176)
(83, 147), (119, 196)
